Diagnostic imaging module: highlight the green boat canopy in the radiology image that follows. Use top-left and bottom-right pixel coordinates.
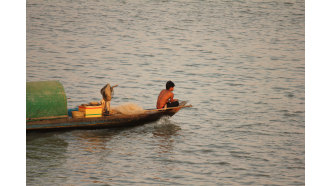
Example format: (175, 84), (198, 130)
(27, 81), (68, 120)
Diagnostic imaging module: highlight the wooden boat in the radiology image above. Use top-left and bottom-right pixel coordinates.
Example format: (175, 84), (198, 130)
(26, 81), (191, 131)
(27, 105), (190, 131)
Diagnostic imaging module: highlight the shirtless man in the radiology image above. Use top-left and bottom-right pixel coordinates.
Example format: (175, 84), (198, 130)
(156, 81), (179, 109)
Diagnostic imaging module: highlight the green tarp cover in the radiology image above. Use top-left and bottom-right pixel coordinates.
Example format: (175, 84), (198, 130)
(27, 81), (68, 119)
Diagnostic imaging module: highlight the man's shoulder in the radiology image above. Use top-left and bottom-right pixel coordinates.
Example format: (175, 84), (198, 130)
(160, 89), (173, 96)
(166, 90), (174, 96)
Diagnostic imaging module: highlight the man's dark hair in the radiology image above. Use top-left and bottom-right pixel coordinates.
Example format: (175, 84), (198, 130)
(166, 81), (175, 90)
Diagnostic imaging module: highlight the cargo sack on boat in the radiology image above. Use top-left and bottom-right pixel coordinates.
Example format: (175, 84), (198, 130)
(26, 81), (68, 120)
(100, 83), (114, 101)
(111, 103), (145, 115)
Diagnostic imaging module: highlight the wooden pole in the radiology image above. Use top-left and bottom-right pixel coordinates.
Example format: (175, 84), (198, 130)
(146, 104), (192, 112)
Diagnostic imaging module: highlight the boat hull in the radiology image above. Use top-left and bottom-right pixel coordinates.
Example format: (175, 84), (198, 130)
(27, 109), (179, 131)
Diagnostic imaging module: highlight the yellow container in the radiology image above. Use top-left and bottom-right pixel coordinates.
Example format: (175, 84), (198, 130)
(78, 105), (103, 118)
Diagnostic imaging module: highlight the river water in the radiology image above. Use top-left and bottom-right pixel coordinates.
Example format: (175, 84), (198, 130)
(26, 0), (304, 185)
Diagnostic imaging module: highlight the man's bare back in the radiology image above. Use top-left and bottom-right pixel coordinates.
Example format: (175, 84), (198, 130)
(157, 81), (179, 109)
(157, 89), (174, 109)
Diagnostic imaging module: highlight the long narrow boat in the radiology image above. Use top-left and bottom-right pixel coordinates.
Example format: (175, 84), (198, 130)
(27, 81), (191, 131)
(27, 106), (189, 131)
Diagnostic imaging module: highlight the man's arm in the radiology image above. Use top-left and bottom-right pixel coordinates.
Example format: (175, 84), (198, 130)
(169, 92), (178, 102)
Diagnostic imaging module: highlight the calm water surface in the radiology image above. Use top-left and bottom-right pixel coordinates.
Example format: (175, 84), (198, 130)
(27, 0), (304, 185)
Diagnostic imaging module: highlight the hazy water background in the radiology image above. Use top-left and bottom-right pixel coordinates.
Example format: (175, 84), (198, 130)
(26, 0), (304, 185)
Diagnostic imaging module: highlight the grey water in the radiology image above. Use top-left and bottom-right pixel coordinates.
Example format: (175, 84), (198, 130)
(26, 0), (304, 185)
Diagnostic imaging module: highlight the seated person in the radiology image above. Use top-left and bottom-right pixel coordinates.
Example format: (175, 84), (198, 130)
(156, 81), (179, 109)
